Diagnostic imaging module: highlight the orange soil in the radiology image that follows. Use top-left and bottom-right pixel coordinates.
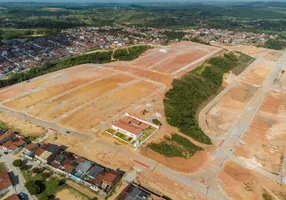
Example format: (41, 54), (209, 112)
(108, 65), (173, 85)
(263, 51), (282, 61)
(141, 146), (213, 173)
(131, 48), (178, 68)
(216, 45), (268, 57)
(234, 92), (286, 174)
(241, 62), (271, 85)
(59, 81), (159, 132)
(151, 50), (207, 74)
(206, 82), (257, 137)
(135, 170), (210, 200)
(259, 91), (286, 116)
(28, 74), (134, 121)
(4, 68), (110, 110)
(55, 189), (90, 200)
(218, 161), (286, 200)
(0, 64), (94, 101)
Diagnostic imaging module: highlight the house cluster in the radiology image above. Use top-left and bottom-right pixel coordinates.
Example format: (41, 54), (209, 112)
(0, 25), (164, 76)
(0, 172), (13, 196)
(118, 183), (170, 200)
(22, 141), (124, 197)
(0, 129), (26, 154)
(183, 28), (277, 45)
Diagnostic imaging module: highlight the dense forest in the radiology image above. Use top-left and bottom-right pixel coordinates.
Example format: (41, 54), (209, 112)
(164, 52), (254, 144)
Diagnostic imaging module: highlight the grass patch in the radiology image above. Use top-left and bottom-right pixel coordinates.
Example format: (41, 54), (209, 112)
(164, 52), (255, 144)
(0, 162), (7, 173)
(113, 45), (149, 61)
(152, 119), (162, 126)
(148, 133), (203, 159)
(139, 126), (156, 142)
(106, 128), (116, 134)
(263, 190), (274, 200)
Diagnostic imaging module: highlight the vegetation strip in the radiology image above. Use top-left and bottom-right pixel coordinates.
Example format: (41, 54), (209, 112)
(164, 52), (254, 144)
(148, 133), (203, 159)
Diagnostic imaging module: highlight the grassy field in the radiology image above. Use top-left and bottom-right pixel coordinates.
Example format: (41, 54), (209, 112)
(147, 133), (203, 159)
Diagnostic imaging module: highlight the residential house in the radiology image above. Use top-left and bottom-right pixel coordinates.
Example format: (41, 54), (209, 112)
(0, 131), (15, 144)
(93, 169), (122, 195)
(51, 151), (77, 171)
(0, 172), (13, 195)
(34, 143), (62, 164)
(2, 137), (26, 154)
(4, 194), (20, 200)
(72, 158), (94, 179)
(86, 164), (104, 181)
(23, 143), (39, 157)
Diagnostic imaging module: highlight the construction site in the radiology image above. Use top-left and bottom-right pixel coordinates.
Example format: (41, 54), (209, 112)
(0, 41), (286, 200)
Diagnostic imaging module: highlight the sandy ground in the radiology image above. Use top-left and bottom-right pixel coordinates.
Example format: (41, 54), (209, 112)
(28, 74), (134, 121)
(263, 51), (282, 61)
(4, 68), (110, 110)
(215, 44), (269, 57)
(135, 170), (210, 200)
(140, 146), (213, 173)
(206, 82), (258, 137)
(0, 64), (94, 102)
(218, 161), (286, 200)
(44, 133), (134, 171)
(59, 81), (159, 132)
(130, 41), (218, 75)
(241, 62), (272, 85)
(234, 91), (286, 174)
(0, 111), (46, 136)
(55, 188), (90, 200)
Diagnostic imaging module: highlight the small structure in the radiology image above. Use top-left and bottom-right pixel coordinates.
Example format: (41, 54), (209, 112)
(2, 137), (26, 154)
(23, 143), (39, 157)
(34, 143), (62, 164)
(0, 172), (12, 195)
(0, 131), (15, 144)
(111, 115), (151, 140)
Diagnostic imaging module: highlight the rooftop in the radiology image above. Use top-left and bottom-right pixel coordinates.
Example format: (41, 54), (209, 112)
(0, 172), (12, 192)
(113, 116), (150, 135)
(4, 194), (20, 200)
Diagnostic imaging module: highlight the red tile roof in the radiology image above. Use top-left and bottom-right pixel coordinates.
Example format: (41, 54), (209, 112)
(24, 143), (38, 151)
(35, 148), (44, 156)
(113, 116), (150, 135)
(93, 170), (120, 186)
(0, 131), (14, 142)
(2, 141), (12, 148)
(4, 194), (20, 200)
(0, 172), (12, 192)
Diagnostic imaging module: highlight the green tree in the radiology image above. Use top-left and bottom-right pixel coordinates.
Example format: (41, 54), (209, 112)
(12, 159), (22, 167)
(25, 181), (42, 195)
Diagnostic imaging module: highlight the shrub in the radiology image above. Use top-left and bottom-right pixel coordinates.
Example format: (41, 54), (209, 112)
(25, 180), (42, 195)
(32, 167), (41, 173)
(152, 119), (162, 126)
(12, 159), (22, 167)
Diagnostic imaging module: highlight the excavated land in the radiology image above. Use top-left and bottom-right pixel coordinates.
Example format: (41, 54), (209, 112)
(205, 82), (258, 138)
(0, 64), (94, 102)
(4, 68), (111, 110)
(28, 74), (134, 121)
(135, 170), (210, 200)
(218, 161), (286, 200)
(130, 41), (220, 75)
(59, 81), (159, 132)
(234, 91), (286, 174)
(215, 44), (269, 57)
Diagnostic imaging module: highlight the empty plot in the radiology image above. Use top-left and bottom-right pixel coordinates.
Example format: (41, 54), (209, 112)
(151, 50), (207, 74)
(206, 83), (257, 137)
(131, 48), (178, 68)
(4, 68), (110, 110)
(28, 74), (134, 121)
(59, 81), (159, 132)
(234, 111), (286, 174)
(259, 91), (286, 116)
(0, 64), (94, 102)
(241, 62), (271, 85)
(263, 51), (281, 61)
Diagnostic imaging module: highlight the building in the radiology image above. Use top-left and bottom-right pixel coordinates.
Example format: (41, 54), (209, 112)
(93, 169), (122, 195)
(2, 137), (26, 154)
(0, 131), (15, 144)
(4, 194), (20, 200)
(0, 172), (13, 195)
(23, 143), (39, 157)
(112, 115), (150, 140)
(34, 143), (62, 164)
(72, 159), (94, 179)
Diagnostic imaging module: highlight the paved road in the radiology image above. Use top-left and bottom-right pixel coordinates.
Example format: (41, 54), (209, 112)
(0, 150), (36, 200)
